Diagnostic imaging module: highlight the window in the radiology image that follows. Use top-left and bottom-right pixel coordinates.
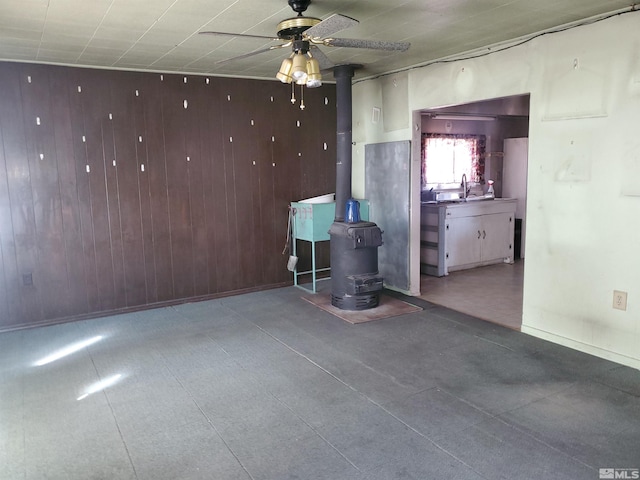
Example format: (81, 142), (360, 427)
(421, 134), (485, 190)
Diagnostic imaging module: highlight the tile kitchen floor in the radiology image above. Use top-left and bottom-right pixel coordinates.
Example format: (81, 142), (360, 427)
(419, 259), (524, 330)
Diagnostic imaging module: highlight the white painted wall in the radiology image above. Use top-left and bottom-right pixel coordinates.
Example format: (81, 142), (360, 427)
(351, 11), (640, 369)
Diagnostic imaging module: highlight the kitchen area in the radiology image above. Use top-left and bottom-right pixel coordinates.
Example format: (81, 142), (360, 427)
(418, 94), (529, 330)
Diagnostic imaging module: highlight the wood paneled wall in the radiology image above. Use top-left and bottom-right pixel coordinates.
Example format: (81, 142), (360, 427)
(0, 62), (336, 330)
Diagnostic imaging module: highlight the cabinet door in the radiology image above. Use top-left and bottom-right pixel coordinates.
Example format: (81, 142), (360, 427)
(446, 216), (482, 268)
(480, 213), (513, 262)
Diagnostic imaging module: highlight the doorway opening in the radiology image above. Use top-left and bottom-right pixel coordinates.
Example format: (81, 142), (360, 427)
(417, 94), (530, 330)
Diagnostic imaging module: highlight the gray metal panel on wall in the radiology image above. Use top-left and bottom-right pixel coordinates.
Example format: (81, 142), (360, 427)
(365, 141), (410, 291)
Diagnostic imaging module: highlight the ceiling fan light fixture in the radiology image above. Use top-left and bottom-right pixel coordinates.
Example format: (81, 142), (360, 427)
(291, 52), (308, 84)
(305, 57), (322, 88)
(276, 57), (293, 83)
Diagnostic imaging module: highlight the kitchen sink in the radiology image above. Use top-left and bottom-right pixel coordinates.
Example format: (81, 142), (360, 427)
(463, 195), (495, 202)
(433, 195), (495, 204)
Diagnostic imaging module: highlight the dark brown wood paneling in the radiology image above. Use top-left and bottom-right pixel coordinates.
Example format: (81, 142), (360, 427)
(163, 74), (194, 300)
(111, 73), (148, 307)
(0, 105), (17, 325)
(216, 78), (239, 293)
(0, 64), (43, 324)
(79, 69), (118, 313)
(199, 77), (223, 295)
(131, 72), (157, 305)
(19, 65), (70, 319)
(257, 82), (282, 284)
(99, 71), (127, 310)
(48, 66), (91, 317)
(0, 61), (336, 330)
(252, 87), (276, 286)
(66, 67), (101, 314)
(142, 73), (173, 303)
(229, 78), (259, 290)
(184, 76), (209, 298)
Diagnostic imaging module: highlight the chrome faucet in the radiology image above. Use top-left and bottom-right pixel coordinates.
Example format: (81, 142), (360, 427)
(461, 173), (468, 199)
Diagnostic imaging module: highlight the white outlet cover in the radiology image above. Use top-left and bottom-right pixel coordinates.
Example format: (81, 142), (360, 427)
(613, 290), (628, 311)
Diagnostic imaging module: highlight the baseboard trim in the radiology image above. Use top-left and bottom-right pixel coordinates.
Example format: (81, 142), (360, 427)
(0, 281), (292, 333)
(521, 324), (640, 370)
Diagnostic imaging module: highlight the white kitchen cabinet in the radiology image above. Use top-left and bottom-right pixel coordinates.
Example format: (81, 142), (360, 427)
(446, 216), (482, 268)
(421, 198), (516, 275)
(480, 212), (513, 262)
(446, 211), (514, 271)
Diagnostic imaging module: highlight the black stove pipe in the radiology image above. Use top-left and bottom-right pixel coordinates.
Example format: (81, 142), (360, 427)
(329, 64), (384, 311)
(333, 65), (355, 221)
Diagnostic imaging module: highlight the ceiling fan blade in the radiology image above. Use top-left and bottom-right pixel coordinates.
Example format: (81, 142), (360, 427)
(323, 38), (410, 52)
(215, 43), (291, 65)
(199, 31), (279, 41)
(309, 46), (334, 70)
(304, 14), (359, 39)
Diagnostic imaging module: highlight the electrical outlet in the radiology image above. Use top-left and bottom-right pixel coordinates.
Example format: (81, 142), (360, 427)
(613, 290), (627, 311)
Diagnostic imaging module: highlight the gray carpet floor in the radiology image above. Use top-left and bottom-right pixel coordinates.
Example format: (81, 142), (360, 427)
(2, 285), (639, 479)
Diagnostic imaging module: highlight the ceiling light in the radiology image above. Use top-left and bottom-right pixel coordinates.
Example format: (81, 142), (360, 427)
(276, 57), (293, 84)
(275, 47), (323, 108)
(291, 53), (308, 84)
(306, 57), (322, 88)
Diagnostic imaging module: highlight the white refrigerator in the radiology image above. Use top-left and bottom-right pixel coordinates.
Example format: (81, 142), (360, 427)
(503, 138), (528, 259)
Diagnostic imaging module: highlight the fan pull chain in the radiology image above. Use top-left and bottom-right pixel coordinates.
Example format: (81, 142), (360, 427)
(299, 84), (305, 110)
(290, 82), (296, 104)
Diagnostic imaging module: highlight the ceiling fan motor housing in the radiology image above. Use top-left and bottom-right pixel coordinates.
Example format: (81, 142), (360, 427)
(277, 17), (320, 39)
(288, 0), (311, 14)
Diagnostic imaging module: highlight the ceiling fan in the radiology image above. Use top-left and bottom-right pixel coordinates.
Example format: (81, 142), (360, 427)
(199, 0), (410, 87)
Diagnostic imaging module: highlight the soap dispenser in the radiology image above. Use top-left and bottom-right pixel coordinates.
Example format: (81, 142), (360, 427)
(486, 180), (495, 197)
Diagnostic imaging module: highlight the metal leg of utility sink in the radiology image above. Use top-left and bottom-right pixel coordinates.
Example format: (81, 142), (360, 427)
(311, 241), (316, 292)
(293, 239), (330, 294)
(293, 235), (298, 288)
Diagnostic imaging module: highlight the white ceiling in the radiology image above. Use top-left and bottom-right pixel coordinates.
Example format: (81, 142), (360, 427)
(0, 0), (635, 82)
